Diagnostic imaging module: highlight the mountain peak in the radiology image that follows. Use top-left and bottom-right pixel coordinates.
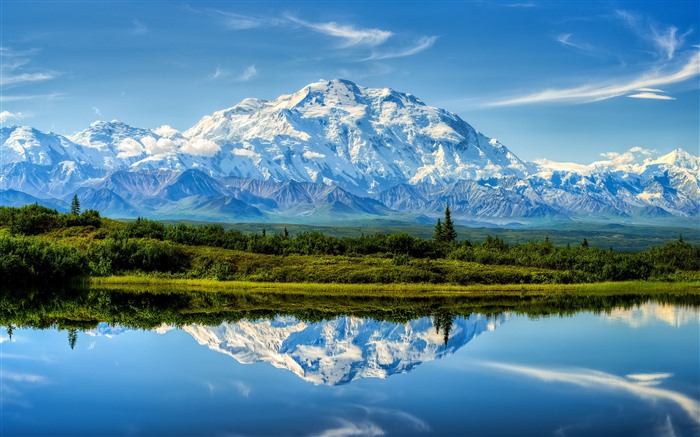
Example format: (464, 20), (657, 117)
(653, 148), (699, 171)
(307, 78), (362, 93)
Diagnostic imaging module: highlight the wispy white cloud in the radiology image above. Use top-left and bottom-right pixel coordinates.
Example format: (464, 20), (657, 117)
(353, 405), (431, 433)
(0, 92), (64, 103)
(238, 64), (257, 81)
(92, 106), (102, 116)
(132, 19), (148, 35)
(1, 371), (48, 384)
(183, 4), (275, 30)
(0, 72), (57, 86)
(0, 45), (61, 110)
(615, 10), (691, 60)
(313, 419), (385, 437)
(488, 51), (699, 106)
(555, 33), (594, 52)
(232, 380), (251, 397)
(0, 110), (25, 123)
(482, 361), (700, 424)
(209, 65), (228, 80)
(288, 15), (392, 47)
(216, 10), (273, 30)
(628, 92), (675, 100)
(507, 2), (539, 8)
(209, 64), (256, 81)
(365, 36), (438, 60)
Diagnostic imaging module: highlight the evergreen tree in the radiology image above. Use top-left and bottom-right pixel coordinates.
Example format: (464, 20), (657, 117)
(68, 328), (78, 350)
(442, 205), (457, 243)
(581, 238), (589, 248)
(434, 218), (444, 242)
(70, 195), (81, 215)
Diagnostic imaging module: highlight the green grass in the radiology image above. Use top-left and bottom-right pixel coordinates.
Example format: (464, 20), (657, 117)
(89, 276), (700, 297)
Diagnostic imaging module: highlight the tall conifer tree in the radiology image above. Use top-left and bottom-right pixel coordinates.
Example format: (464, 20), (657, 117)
(443, 205), (457, 243)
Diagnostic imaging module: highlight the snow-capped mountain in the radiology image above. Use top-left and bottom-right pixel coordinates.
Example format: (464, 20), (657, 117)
(184, 79), (530, 194)
(183, 314), (504, 385)
(1, 79), (698, 221)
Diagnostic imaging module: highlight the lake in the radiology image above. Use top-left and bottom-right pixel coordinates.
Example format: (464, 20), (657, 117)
(1, 290), (698, 436)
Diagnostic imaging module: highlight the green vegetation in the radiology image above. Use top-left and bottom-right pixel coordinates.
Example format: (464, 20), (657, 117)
(1, 204), (699, 287)
(1, 284), (698, 335)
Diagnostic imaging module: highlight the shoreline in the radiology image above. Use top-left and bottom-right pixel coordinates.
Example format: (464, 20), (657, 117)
(88, 276), (700, 297)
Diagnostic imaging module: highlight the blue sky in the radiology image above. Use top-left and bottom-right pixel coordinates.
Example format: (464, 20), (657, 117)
(1, 1), (698, 163)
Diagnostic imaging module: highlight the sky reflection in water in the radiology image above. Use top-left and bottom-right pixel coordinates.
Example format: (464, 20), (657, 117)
(1, 302), (698, 436)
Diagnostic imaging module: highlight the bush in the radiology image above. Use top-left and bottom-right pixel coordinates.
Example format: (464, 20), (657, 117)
(0, 235), (87, 285)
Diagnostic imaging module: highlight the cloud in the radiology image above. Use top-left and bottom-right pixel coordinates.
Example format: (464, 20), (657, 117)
(0, 110), (25, 123)
(1, 371), (48, 384)
(238, 65), (257, 81)
(132, 19), (148, 35)
(555, 33), (593, 52)
(628, 92), (675, 100)
(615, 10), (691, 60)
(506, 2), (539, 7)
(482, 361), (700, 424)
(209, 65), (228, 80)
(288, 15), (392, 47)
(184, 5), (276, 30)
(595, 146), (658, 172)
(232, 380), (251, 397)
(487, 51), (699, 106)
(626, 373), (672, 387)
(365, 36), (438, 60)
(0, 92), (63, 103)
(92, 107), (102, 116)
(209, 65), (257, 81)
(354, 406), (431, 433)
(0, 72), (57, 86)
(116, 138), (145, 158)
(140, 137), (178, 155)
(180, 138), (221, 157)
(313, 419), (385, 437)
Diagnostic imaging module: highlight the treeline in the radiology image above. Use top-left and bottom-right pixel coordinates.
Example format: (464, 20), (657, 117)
(0, 204), (698, 286)
(0, 203), (101, 235)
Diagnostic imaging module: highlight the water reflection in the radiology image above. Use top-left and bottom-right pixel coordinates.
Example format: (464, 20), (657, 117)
(183, 314), (504, 385)
(482, 362), (700, 425)
(602, 302), (700, 328)
(1, 292), (698, 436)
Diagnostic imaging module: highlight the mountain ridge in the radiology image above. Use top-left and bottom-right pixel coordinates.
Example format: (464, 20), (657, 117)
(1, 79), (698, 221)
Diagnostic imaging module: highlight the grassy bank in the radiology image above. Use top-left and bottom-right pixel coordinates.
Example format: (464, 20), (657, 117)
(89, 276), (700, 297)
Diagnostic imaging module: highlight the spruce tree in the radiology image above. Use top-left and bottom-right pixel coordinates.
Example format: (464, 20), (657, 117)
(434, 218), (444, 242)
(70, 195), (81, 215)
(443, 205), (457, 243)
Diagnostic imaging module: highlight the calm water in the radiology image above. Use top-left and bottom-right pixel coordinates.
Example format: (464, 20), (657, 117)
(1, 300), (698, 436)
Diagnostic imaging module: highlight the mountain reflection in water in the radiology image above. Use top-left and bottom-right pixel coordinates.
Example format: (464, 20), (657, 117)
(182, 314), (504, 385)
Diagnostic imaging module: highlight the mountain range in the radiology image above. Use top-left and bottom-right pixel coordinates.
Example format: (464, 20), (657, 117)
(1, 79), (698, 223)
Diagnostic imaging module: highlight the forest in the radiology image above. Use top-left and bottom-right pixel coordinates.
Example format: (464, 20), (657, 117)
(0, 203), (698, 287)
